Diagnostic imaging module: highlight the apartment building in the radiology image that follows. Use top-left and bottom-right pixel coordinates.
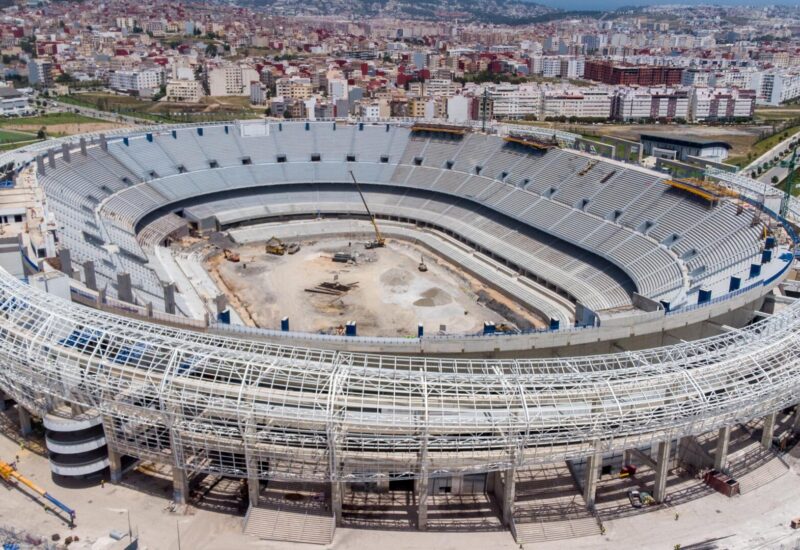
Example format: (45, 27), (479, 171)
(165, 79), (204, 103)
(108, 68), (164, 94)
(275, 77), (314, 100)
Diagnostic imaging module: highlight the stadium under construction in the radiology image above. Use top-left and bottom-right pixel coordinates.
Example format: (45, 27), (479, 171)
(0, 120), (799, 545)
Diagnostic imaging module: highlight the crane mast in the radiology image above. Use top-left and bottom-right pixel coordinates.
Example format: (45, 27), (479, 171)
(781, 147), (798, 219)
(349, 171), (385, 249)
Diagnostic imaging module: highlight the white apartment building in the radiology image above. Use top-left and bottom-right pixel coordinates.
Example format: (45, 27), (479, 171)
(614, 87), (689, 121)
(0, 96), (31, 116)
(208, 65), (246, 96)
(690, 87), (755, 121)
(424, 79), (462, 97)
(327, 78), (348, 101)
(447, 95), (470, 123)
(250, 81), (267, 105)
(165, 79), (204, 103)
(487, 84), (541, 119)
(681, 69), (714, 88)
(542, 89), (612, 120)
(751, 71), (800, 106)
(108, 69), (164, 93)
(359, 102), (381, 120)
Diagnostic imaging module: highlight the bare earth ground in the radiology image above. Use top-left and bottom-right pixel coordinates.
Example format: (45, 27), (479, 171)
(204, 237), (545, 336)
(7, 122), (128, 136)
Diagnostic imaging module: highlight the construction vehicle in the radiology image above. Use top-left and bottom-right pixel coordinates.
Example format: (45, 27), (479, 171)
(265, 237), (286, 256)
(286, 242), (301, 255)
(349, 171), (385, 249)
(223, 249), (240, 262)
(0, 459), (76, 525)
(418, 255), (428, 272)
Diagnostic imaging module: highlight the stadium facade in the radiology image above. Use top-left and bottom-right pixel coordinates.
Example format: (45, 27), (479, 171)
(0, 120), (798, 541)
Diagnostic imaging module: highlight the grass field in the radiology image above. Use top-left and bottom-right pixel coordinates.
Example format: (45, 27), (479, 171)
(0, 128), (37, 143)
(727, 125), (800, 167)
(0, 112), (102, 127)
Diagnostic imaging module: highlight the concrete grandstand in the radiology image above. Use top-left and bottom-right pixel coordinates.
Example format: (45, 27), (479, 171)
(0, 119), (798, 546)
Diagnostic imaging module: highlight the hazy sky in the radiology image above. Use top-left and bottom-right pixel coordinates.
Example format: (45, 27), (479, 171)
(534, 0), (785, 8)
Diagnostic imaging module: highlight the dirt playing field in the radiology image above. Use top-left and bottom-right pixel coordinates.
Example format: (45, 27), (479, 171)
(204, 237), (546, 337)
(7, 122), (129, 136)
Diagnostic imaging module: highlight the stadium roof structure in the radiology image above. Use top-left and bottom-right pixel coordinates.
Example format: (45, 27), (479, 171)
(0, 120), (797, 486)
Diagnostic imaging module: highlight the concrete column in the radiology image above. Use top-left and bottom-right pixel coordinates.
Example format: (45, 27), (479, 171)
(244, 423), (260, 507)
(79, 137), (87, 156)
(163, 283), (176, 315)
(501, 466), (516, 526)
(36, 155), (45, 176)
(108, 448), (122, 483)
(416, 472), (429, 531)
(18, 407), (32, 437)
(117, 273), (133, 304)
(792, 406), (800, 433)
(83, 261), (97, 291)
(653, 440), (671, 503)
(714, 426), (731, 470)
(47, 149), (55, 169)
(58, 248), (72, 276)
(761, 412), (777, 449)
(622, 448), (632, 466)
(331, 481), (343, 525)
(172, 466), (189, 504)
(583, 446), (601, 508)
(0, 390), (7, 412)
(61, 143), (71, 163)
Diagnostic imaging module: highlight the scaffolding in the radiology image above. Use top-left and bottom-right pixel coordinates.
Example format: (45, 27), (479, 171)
(0, 263), (799, 483)
(0, 124), (798, 487)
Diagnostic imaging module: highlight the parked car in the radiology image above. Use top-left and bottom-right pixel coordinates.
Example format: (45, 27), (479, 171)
(628, 489), (642, 508)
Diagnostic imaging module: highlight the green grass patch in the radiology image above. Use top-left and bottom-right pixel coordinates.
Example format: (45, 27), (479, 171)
(0, 112), (105, 127)
(727, 125), (800, 167)
(0, 128), (37, 143)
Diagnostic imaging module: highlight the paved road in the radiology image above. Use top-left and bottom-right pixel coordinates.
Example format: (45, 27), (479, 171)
(49, 100), (151, 125)
(742, 128), (800, 182)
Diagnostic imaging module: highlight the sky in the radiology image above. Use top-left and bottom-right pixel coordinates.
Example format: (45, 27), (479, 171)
(533, 0), (782, 8)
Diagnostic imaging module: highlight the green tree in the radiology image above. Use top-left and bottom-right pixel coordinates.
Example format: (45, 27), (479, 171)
(205, 43), (218, 57)
(56, 72), (75, 84)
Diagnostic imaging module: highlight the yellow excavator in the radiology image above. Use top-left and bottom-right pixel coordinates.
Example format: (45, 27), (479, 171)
(266, 236), (287, 255)
(349, 171), (385, 249)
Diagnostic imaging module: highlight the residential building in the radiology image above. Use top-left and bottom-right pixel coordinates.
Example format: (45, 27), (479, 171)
(165, 79), (204, 103)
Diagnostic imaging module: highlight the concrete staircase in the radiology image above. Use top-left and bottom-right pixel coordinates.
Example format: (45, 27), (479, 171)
(735, 456), (788, 494)
(244, 504), (334, 545)
(513, 516), (602, 544)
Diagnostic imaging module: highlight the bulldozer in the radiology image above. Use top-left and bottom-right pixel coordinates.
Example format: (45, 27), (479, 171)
(266, 236), (287, 256)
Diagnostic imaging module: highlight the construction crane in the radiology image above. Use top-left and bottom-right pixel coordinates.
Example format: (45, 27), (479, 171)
(780, 147), (798, 219)
(349, 171), (385, 249)
(0, 459), (76, 525)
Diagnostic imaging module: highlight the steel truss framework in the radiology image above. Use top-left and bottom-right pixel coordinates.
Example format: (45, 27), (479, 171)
(0, 125), (798, 485)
